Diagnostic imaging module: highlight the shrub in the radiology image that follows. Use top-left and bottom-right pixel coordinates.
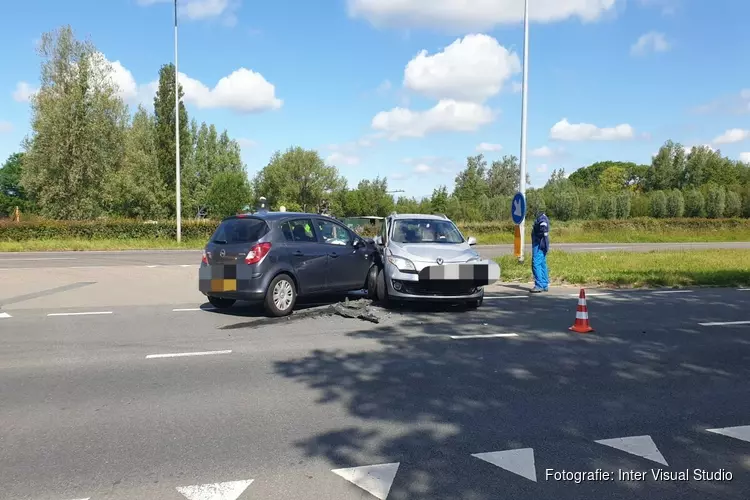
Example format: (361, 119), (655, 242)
(579, 194), (600, 220)
(705, 184), (726, 219)
(725, 191), (742, 218)
(615, 192), (632, 219)
(650, 191), (668, 218)
(666, 190), (685, 218)
(684, 189), (705, 217)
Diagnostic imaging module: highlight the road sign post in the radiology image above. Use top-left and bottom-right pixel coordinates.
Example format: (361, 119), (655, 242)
(511, 192), (526, 260)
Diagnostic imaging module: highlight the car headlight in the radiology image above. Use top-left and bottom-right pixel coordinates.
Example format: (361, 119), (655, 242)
(387, 255), (416, 272)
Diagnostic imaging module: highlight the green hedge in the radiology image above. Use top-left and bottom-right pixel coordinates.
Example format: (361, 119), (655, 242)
(2, 217), (749, 242)
(0, 219), (220, 241)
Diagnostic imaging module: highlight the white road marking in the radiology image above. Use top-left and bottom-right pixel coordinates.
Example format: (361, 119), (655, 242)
(568, 293), (611, 297)
(653, 290), (692, 294)
(595, 435), (668, 466)
(331, 462), (400, 500)
(0, 312), (11, 319)
(484, 295), (528, 300)
(180, 264), (193, 268)
(146, 350), (232, 359)
(146, 265), (160, 268)
(176, 479), (253, 500)
(472, 448), (537, 482)
(47, 311), (113, 317)
(706, 425), (750, 443)
(698, 320), (750, 326)
(173, 307), (217, 312)
(0, 257), (76, 261)
(450, 333), (519, 339)
(739, 288), (750, 291)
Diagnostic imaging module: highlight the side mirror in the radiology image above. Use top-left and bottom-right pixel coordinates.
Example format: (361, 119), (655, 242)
(353, 238), (364, 248)
(373, 236), (383, 246)
(467, 236), (477, 246)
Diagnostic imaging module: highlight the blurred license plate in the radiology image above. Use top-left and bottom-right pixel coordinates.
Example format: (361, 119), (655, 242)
(418, 263), (500, 286)
(209, 279), (237, 292)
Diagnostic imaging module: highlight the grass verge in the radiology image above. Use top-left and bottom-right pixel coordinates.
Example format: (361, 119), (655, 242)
(0, 238), (206, 252)
(495, 249), (750, 288)
(475, 227), (750, 245)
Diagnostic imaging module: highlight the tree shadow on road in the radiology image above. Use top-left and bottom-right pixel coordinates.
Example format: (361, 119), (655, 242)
(274, 291), (750, 499)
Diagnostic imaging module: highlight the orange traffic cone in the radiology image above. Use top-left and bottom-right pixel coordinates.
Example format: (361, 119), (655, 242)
(569, 288), (594, 333)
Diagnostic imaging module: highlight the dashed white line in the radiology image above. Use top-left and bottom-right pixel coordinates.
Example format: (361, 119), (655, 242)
(698, 320), (750, 326)
(450, 333), (519, 339)
(653, 290), (692, 294)
(0, 257), (77, 261)
(0, 312), (12, 319)
(146, 350), (232, 359)
(47, 311), (113, 317)
(568, 293), (611, 297)
(173, 307), (217, 312)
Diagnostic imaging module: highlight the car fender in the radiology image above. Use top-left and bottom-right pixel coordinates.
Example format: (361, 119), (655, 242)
(261, 261), (301, 294)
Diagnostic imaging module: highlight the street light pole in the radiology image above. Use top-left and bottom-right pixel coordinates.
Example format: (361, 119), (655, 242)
(174, 0), (182, 243)
(517, 0), (529, 263)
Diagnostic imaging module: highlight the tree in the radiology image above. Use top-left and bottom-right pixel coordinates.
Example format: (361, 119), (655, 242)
(705, 184), (726, 219)
(21, 25), (128, 219)
(430, 186), (449, 213)
(683, 189), (705, 217)
(600, 166), (627, 192)
(486, 155), (529, 196)
(344, 177), (395, 217)
(453, 154), (489, 201)
(0, 153), (30, 216)
(615, 192), (632, 219)
(579, 193), (600, 220)
(599, 193), (617, 219)
(650, 191), (667, 218)
(665, 189), (685, 218)
(153, 63), (191, 217)
(104, 106), (167, 219)
(205, 171), (252, 219)
(725, 191), (742, 218)
(647, 140), (682, 191)
(253, 147), (346, 212)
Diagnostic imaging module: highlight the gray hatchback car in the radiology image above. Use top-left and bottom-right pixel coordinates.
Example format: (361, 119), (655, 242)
(372, 213), (500, 308)
(199, 212), (377, 316)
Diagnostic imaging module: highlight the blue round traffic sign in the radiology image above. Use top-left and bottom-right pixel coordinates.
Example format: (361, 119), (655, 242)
(511, 192), (526, 225)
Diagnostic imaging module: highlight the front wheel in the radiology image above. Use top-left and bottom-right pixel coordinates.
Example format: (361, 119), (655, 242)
(375, 268), (389, 306)
(366, 265), (379, 300)
(208, 296), (236, 309)
(264, 274), (297, 317)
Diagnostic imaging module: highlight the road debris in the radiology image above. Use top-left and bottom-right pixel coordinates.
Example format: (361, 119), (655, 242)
(328, 297), (381, 323)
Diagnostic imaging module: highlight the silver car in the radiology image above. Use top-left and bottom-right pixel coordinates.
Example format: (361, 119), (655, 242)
(371, 213), (500, 308)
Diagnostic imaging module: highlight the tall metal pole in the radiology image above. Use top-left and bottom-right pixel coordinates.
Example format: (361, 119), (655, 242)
(174, 0), (182, 243)
(518, 0), (529, 263)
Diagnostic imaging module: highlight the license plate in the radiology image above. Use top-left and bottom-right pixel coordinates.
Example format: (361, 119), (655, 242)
(418, 263), (500, 286)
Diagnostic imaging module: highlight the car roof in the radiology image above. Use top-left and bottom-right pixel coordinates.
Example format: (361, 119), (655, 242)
(390, 213), (451, 221)
(222, 212), (337, 222)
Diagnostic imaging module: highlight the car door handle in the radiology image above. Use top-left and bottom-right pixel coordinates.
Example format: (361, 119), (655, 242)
(293, 250), (304, 256)
(329, 252), (338, 258)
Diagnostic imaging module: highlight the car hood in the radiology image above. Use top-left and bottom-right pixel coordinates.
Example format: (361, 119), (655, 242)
(390, 242), (479, 263)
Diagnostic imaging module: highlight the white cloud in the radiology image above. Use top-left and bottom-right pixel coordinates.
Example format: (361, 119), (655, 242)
(537, 164), (548, 173)
(12, 81), (37, 102)
(740, 152), (750, 163)
(530, 146), (553, 157)
(0, 121), (12, 133)
(326, 152), (361, 166)
(638, 0), (679, 15)
(372, 100), (494, 139)
(401, 156), (459, 176)
(236, 138), (256, 149)
(683, 144), (714, 154)
(137, 0), (239, 22)
(630, 31), (671, 56)
(413, 163), (432, 174)
(713, 128), (749, 145)
(511, 81), (522, 94)
(376, 80), (392, 93)
(347, 0), (618, 31)
(476, 142), (502, 152)
(403, 34), (520, 102)
(91, 53), (281, 113)
(550, 118), (635, 141)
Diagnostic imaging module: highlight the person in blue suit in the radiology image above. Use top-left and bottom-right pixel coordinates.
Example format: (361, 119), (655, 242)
(530, 209), (550, 293)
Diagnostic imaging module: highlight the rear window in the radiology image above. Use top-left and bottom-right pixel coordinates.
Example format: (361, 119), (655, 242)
(211, 218), (269, 244)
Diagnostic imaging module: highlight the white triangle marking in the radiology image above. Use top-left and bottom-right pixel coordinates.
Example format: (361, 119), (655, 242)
(0, 312), (11, 318)
(331, 462), (400, 500)
(472, 448), (537, 482)
(706, 425), (750, 443)
(176, 479), (253, 500)
(595, 435), (668, 465)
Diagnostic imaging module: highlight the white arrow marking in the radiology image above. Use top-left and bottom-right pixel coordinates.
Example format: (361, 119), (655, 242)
(332, 462), (400, 500)
(176, 479), (253, 500)
(472, 448), (537, 482)
(595, 435), (668, 465)
(0, 312), (11, 319)
(706, 425), (750, 443)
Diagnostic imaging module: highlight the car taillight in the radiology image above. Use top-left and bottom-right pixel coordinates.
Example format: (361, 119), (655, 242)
(201, 250), (208, 265)
(245, 242), (272, 264)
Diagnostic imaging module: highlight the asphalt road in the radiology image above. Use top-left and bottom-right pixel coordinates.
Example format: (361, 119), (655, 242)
(1, 240), (749, 269)
(1, 264), (749, 500)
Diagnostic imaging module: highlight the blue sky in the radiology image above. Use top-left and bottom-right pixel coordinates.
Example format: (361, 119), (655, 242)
(1, 0), (749, 199)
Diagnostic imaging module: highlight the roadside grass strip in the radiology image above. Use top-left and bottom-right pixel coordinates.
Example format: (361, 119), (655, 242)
(496, 249), (750, 288)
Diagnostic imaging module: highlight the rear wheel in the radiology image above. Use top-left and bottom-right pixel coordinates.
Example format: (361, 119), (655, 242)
(208, 296), (236, 309)
(265, 274), (297, 317)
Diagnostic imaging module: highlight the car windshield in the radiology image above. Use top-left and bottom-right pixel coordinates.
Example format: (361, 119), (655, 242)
(391, 219), (464, 244)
